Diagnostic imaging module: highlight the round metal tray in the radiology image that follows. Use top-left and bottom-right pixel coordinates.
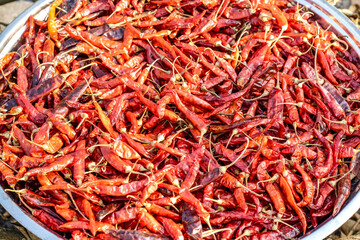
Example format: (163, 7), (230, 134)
(0, 0), (360, 239)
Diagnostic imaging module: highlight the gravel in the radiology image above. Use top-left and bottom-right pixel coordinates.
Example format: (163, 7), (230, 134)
(0, 0), (34, 33)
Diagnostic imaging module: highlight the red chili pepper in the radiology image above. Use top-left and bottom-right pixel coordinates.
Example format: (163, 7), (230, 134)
(311, 129), (334, 179)
(33, 209), (65, 231)
(25, 154), (75, 177)
(292, 148), (315, 207)
(237, 43), (269, 88)
(157, 216), (183, 240)
(48, 0), (63, 48)
(333, 163), (351, 216)
(97, 137), (132, 173)
(172, 90), (208, 136)
(279, 175), (307, 234)
(179, 187), (210, 222)
(37, 173), (71, 207)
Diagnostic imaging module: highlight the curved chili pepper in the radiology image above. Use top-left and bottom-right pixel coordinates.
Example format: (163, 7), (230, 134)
(48, 0), (63, 48)
(311, 129), (334, 179)
(333, 163), (351, 216)
(237, 43), (269, 88)
(292, 148), (315, 207)
(279, 175), (307, 234)
(157, 216), (184, 240)
(179, 188), (210, 222)
(138, 208), (165, 234)
(171, 90), (208, 135)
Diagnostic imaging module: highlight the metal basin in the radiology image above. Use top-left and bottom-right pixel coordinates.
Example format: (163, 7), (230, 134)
(0, 0), (360, 239)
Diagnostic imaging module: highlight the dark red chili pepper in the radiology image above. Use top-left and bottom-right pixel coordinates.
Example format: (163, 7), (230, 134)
(333, 163), (351, 216)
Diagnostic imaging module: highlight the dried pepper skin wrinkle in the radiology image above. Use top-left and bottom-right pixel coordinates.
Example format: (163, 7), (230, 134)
(0, 0), (358, 239)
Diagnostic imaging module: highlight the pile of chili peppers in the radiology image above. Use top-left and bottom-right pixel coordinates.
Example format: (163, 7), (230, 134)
(0, 0), (359, 239)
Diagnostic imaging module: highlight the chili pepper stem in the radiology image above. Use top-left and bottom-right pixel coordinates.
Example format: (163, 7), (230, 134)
(235, 229), (252, 240)
(202, 228), (232, 238)
(204, 198), (223, 205)
(24, 138), (51, 152)
(68, 191), (89, 220)
(87, 143), (112, 152)
(321, 116), (347, 125)
(268, 136), (286, 141)
(268, 30), (285, 49)
(322, 166), (354, 186)
(62, 63), (96, 79)
(19, 196), (35, 215)
(218, 137), (249, 175)
(260, 213), (299, 233)
(125, 170), (150, 184)
(335, 58), (353, 75)
(9, 175), (28, 182)
(5, 188), (26, 194)
(14, 52), (28, 67)
(293, 122), (303, 144)
(242, 90), (269, 101)
(203, 216), (215, 239)
(200, 86), (220, 98)
(238, 183), (262, 197)
(225, 129), (238, 148)
(276, 102), (303, 108)
(330, 34), (349, 51)
(0, 157), (17, 174)
(256, 173), (279, 187)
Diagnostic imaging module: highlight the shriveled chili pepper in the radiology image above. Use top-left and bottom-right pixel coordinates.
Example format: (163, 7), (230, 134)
(312, 129), (334, 179)
(103, 207), (139, 225)
(48, 0), (63, 48)
(180, 202), (202, 240)
(291, 148), (315, 207)
(179, 187), (210, 223)
(279, 175), (307, 234)
(333, 163), (351, 216)
(25, 154), (75, 177)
